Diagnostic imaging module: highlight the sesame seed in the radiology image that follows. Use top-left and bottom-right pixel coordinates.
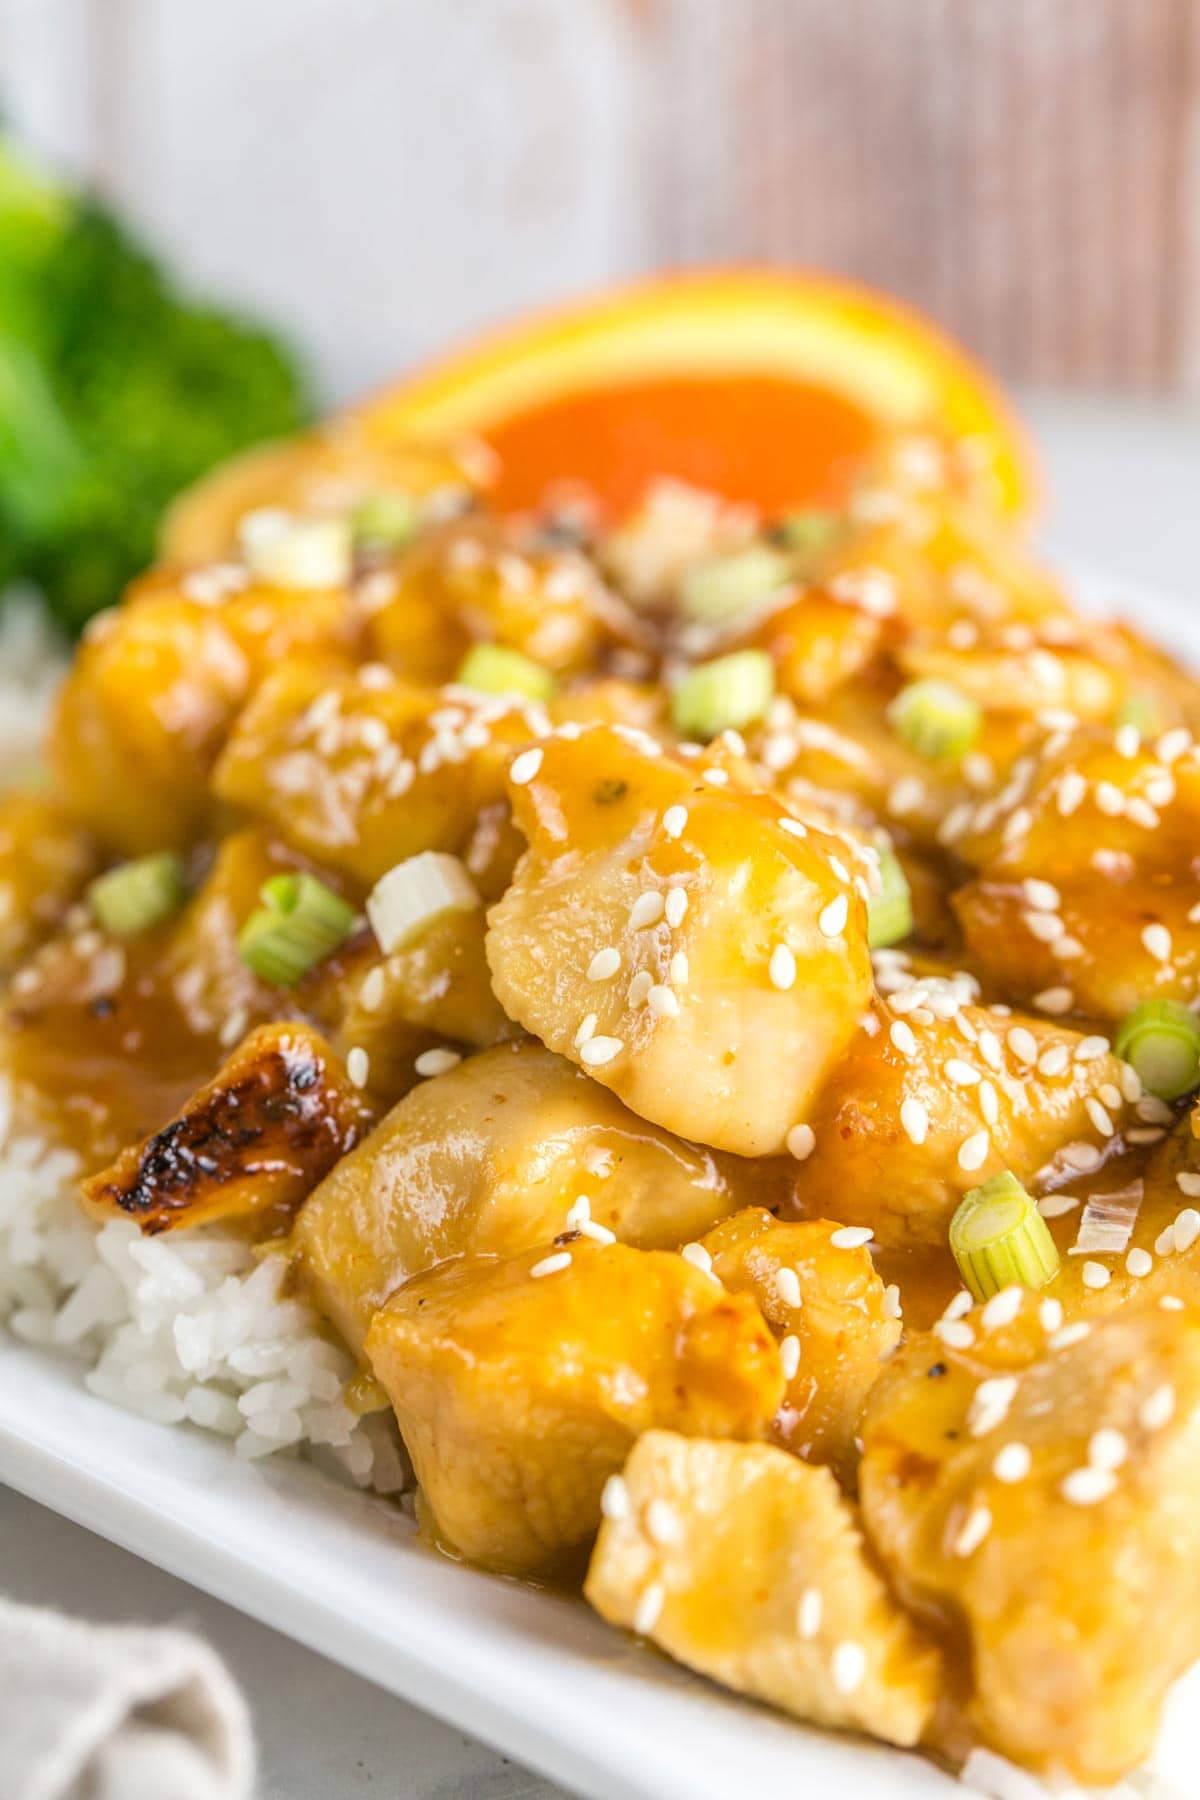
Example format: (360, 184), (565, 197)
(566, 1195), (592, 1231)
(1025, 911), (1065, 944)
(882, 1283), (902, 1320)
(634, 1582), (665, 1635)
(575, 1012), (598, 1047)
(818, 895), (849, 938)
(1074, 1034), (1110, 1062)
(587, 948), (622, 981)
(580, 1036), (624, 1068)
(360, 966), (386, 1012)
(600, 1474), (630, 1520)
(1061, 1466), (1117, 1506)
(680, 1242), (713, 1275)
(831, 1642), (866, 1696)
(889, 1020), (917, 1057)
(1049, 1321), (1091, 1351)
(1023, 878), (1060, 911)
(1039, 1298), (1064, 1332)
(414, 1047), (462, 1077)
(934, 1319), (975, 1350)
(1177, 1172), (1200, 1198)
(779, 817), (808, 840)
(627, 971), (653, 1007)
(830, 1226), (873, 1250)
(780, 1334), (801, 1380)
(662, 804), (688, 839)
(1057, 771), (1087, 816)
(664, 888), (688, 928)
(1034, 986), (1074, 1015)
(945, 1058), (981, 1086)
(1007, 1027), (1039, 1065)
(1038, 1044), (1070, 1078)
(1142, 922), (1172, 964)
(769, 945), (797, 991)
(952, 1504), (993, 1558)
(1158, 727), (1192, 763)
(580, 1219), (617, 1245)
(645, 1498), (683, 1546)
(900, 1097), (929, 1145)
(1115, 723), (1141, 758)
(978, 1080), (999, 1127)
(1139, 1384), (1176, 1431)
(1081, 1261), (1111, 1290)
(669, 951), (689, 985)
(786, 1123), (816, 1161)
(509, 747), (543, 786)
(646, 984), (680, 1019)
(1126, 1247), (1153, 1278)
(629, 891), (665, 930)
(942, 1290), (973, 1322)
(981, 1286), (1023, 1331)
(775, 1267), (803, 1308)
(958, 1130), (990, 1171)
(530, 1251), (573, 1279)
(968, 1376), (1018, 1436)
(797, 1588), (823, 1638)
(1095, 780), (1124, 817)
(1038, 1193), (1079, 1219)
(993, 1442), (1032, 1483)
(1061, 1142), (1103, 1173)
(1087, 1427), (1128, 1471)
(1085, 1098), (1115, 1137)
(1174, 1208), (1200, 1253)
(1161, 1295), (1186, 1312)
(346, 1046), (370, 1089)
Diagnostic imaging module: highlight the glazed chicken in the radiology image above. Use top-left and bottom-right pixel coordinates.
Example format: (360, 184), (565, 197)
(5, 388), (1200, 1792)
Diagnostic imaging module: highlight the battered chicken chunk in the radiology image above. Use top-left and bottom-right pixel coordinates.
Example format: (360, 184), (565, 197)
(365, 1240), (784, 1575)
(860, 1302), (1200, 1784)
(81, 1022), (373, 1234)
(214, 659), (545, 886)
(49, 565), (355, 854)
(699, 1209), (901, 1482)
(790, 997), (1131, 1248)
(487, 726), (872, 1155)
(585, 1432), (943, 1749)
(291, 1040), (765, 1356)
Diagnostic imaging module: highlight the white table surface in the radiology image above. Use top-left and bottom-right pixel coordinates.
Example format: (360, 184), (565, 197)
(2, 392), (1196, 1800)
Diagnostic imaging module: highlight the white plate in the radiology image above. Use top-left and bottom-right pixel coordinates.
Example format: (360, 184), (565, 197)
(1, 564), (1198, 1800)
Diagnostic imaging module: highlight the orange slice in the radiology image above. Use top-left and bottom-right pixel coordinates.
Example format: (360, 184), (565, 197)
(354, 269), (1036, 519)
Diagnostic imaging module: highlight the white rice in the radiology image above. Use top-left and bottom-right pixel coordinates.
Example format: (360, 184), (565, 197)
(0, 595), (408, 1495)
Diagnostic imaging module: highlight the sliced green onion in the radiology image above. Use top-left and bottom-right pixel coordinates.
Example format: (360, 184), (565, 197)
(238, 872), (356, 987)
(774, 509), (840, 561)
(1114, 1000), (1200, 1101)
(87, 852), (187, 937)
(949, 1172), (1060, 1303)
(351, 491), (419, 552)
(679, 546), (792, 624)
(240, 510), (353, 588)
(670, 649), (775, 740)
(889, 678), (982, 760)
(456, 643), (555, 702)
(867, 845), (913, 949)
(1115, 694), (1161, 738)
(366, 851), (481, 954)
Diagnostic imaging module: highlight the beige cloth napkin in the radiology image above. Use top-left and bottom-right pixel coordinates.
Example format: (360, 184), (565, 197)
(0, 1596), (255, 1800)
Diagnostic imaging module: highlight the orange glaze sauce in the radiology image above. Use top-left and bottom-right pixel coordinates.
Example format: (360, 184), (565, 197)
(482, 374), (879, 517)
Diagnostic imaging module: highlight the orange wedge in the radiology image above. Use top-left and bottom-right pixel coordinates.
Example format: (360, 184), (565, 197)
(354, 269), (1036, 519)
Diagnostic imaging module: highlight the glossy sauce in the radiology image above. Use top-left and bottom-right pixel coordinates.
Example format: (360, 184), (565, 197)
(483, 375), (878, 516)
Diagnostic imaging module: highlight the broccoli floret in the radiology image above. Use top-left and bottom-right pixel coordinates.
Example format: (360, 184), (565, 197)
(0, 139), (311, 631)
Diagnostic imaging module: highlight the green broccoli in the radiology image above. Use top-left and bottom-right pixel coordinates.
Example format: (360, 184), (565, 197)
(0, 137), (312, 631)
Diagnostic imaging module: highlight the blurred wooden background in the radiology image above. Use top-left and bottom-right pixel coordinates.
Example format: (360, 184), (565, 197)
(2, 0), (1198, 402)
